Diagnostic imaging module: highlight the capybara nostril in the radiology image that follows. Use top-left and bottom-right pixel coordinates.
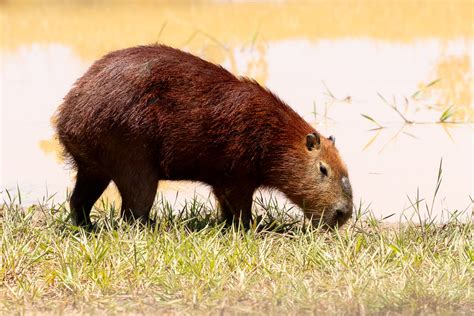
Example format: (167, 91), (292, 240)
(335, 206), (352, 224)
(336, 209), (345, 218)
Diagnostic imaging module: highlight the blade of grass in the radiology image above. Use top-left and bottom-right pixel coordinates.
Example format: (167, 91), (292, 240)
(412, 79), (441, 99)
(361, 114), (384, 128)
(157, 21), (168, 40)
(439, 105), (455, 123)
(377, 92), (413, 124)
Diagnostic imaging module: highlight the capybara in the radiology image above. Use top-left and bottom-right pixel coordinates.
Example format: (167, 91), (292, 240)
(56, 44), (353, 228)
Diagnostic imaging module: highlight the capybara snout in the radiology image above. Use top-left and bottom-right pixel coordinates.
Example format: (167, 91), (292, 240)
(56, 44), (353, 228)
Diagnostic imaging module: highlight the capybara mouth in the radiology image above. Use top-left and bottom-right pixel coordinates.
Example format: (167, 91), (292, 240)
(308, 205), (352, 228)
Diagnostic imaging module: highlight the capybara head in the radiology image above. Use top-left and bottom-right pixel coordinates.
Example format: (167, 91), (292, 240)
(296, 132), (353, 227)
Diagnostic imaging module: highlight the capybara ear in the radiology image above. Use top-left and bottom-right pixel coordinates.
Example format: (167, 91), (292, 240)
(329, 135), (336, 144)
(306, 132), (321, 151)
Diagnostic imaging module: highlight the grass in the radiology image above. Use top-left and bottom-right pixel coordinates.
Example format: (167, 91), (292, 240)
(439, 105), (456, 123)
(361, 78), (469, 127)
(360, 114), (384, 129)
(411, 79), (442, 100)
(376, 92), (414, 125)
(1, 190), (473, 315)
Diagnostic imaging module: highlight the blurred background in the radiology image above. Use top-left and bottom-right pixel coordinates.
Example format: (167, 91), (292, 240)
(1, 0), (472, 221)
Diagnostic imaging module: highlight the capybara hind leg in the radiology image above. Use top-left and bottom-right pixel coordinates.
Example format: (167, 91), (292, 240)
(70, 169), (110, 227)
(114, 170), (158, 224)
(213, 187), (254, 228)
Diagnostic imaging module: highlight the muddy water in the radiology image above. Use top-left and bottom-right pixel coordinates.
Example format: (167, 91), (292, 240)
(1, 2), (472, 221)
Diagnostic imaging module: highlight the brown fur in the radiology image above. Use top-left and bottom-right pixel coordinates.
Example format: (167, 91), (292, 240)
(56, 44), (353, 228)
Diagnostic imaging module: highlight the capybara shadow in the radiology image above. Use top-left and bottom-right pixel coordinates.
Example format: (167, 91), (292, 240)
(56, 44), (353, 229)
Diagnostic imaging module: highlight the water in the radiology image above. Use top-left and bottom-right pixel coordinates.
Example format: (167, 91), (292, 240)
(1, 2), (472, 221)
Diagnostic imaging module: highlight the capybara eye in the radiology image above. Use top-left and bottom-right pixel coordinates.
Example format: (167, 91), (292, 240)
(319, 163), (328, 177)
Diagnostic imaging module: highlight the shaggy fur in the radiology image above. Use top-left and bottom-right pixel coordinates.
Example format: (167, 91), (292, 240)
(56, 44), (353, 228)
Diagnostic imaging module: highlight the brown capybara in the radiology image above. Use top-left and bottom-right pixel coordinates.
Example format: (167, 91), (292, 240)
(56, 44), (353, 228)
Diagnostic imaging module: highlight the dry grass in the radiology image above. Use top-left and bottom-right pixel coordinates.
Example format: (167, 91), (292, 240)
(0, 191), (473, 315)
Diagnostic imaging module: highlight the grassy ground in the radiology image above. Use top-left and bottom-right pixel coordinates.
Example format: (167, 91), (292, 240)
(0, 193), (473, 315)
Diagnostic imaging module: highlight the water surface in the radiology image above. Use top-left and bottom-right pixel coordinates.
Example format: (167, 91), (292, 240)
(1, 1), (472, 221)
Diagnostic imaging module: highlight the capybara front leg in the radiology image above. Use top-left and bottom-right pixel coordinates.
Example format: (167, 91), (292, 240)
(214, 186), (255, 228)
(70, 168), (110, 227)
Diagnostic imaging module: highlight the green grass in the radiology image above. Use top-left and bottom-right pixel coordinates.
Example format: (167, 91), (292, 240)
(0, 193), (473, 315)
